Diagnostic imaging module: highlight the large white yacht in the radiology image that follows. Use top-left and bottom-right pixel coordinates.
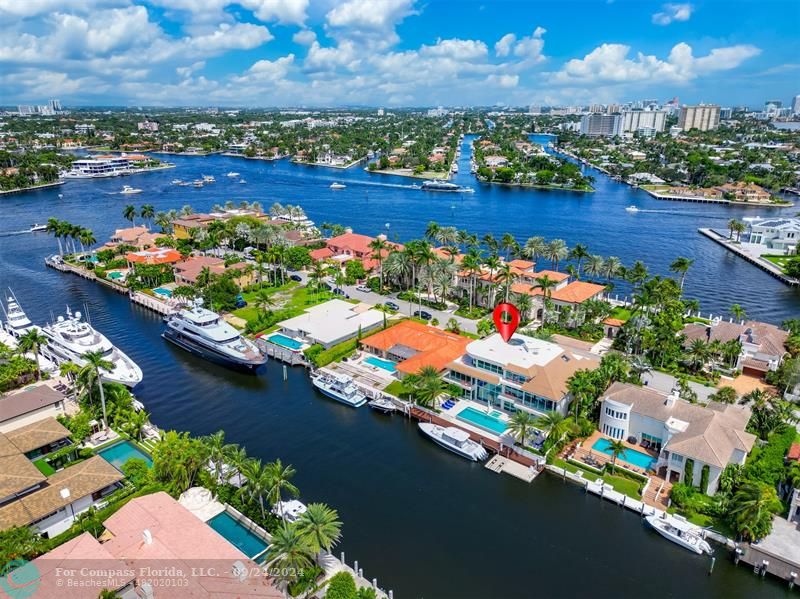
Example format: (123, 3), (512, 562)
(40, 307), (143, 387)
(418, 423), (488, 461)
(310, 371), (367, 407)
(0, 296), (57, 374)
(162, 299), (267, 371)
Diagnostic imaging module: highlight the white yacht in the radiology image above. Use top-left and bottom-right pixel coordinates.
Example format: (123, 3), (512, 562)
(40, 307), (143, 387)
(226, 171), (240, 177)
(330, 182), (346, 190)
(418, 423), (488, 461)
(120, 185), (142, 195)
(29, 223), (48, 232)
(368, 397), (397, 413)
(625, 205), (640, 213)
(644, 514), (712, 555)
(1, 295), (36, 340)
(162, 299), (267, 371)
(310, 371), (367, 407)
(272, 500), (308, 523)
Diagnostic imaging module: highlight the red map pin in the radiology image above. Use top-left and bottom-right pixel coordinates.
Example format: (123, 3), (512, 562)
(493, 302), (520, 342)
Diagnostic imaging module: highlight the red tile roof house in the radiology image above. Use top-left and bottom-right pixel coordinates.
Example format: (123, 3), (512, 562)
(126, 248), (183, 267)
(30, 492), (282, 598)
(311, 232), (402, 273)
(173, 255), (253, 287)
(106, 226), (162, 250)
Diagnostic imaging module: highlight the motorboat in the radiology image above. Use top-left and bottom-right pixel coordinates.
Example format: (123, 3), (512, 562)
(330, 182), (346, 190)
(272, 500), (308, 523)
(226, 172), (240, 177)
(120, 185), (142, 195)
(29, 223), (47, 232)
(162, 299), (267, 371)
(1, 295), (37, 340)
(418, 423), (488, 461)
(239, 179), (247, 184)
(421, 180), (474, 193)
(202, 175), (215, 183)
(625, 205), (640, 212)
(644, 514), (713, 555)
(192, 180), (204, 187)
(311, 371), (367, 407)
(171, 179), (183, 185)
(40, 306), (143, 387)
(368, 397), (397, 413)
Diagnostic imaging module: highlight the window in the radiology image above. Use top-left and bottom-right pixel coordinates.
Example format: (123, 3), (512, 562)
(505, 371), (529, 384)
(474, 359), (503, 375)
(670, 453), (683, 464)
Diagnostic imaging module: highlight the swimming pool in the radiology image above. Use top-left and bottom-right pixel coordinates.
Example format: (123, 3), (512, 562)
(592, 438), (656, 470)
(97, 440), (153, 471)
(108, 271), (123, 280)
(153, 287), (172, 298)
(267, 333), (303, 351)
(364, 356), (396, 372)
(456, 406), (508, 435)
(207, 511), (270, 560)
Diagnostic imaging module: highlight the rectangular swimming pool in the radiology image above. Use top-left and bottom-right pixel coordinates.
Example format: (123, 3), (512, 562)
(207, 511), (270, 560)
(97, 440), (153, 471)
(267, 333), (303, 351)
(456, 406), (508, 435)
(153, 287), (172, 298)
(364, 356), (396, 372)
(592, 438), (656, 470)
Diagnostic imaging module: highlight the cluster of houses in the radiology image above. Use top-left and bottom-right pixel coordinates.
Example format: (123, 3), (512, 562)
(647, 181), (774, 204)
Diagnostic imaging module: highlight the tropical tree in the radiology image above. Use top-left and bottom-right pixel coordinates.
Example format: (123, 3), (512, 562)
(140, 204), (155, 228)
(404, 365), (449, 408)
(151, 430), (209, 496)
(729, 482), (782, 541)
(669, 256), (694, 292)
(121, 409), (149, 441)
(203, 430), (237, 487)
(254, 289), (274, 318)
(17, 329), (48, 381)
(368, 236), (389, 290)
(545, 239), (568, 271)
(686, 338), (709, 373)
(296, 503), (342, 560)
(80, 350), (114, 429)
(239, 458), (272, 518)
(568, 243), (590, 275)
(267, 459), (300, 517)
(606, 439), (627, 472)
(534, 411), (567, 447)
(265, 525), (315, 592)
(46, 217), (64, 255)
(123, 204), (137, 226)
(730, 303), (746, 322)
(601, 256), (622, 281)
(522, 236), (546, 263)
(507, 410), (536, 447)
(583, 254), (605, 280)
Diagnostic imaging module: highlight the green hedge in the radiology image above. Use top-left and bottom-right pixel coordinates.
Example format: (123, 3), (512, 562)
(305, 340), (358, 368)
(684, 458), (694, 486)
(325, 572), (357, 599)
(744, 426), (796, 487)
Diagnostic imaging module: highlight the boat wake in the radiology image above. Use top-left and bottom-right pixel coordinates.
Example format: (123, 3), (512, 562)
(0, 230), (35, 237)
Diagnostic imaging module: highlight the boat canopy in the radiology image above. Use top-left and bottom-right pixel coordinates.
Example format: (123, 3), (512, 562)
(443, 427), (470, 443)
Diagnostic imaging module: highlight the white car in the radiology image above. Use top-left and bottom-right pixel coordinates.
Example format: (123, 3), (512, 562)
(355, 285), (371, 293)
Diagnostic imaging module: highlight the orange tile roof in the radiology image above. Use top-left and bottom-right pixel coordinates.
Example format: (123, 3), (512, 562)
(508, 259), (534, 270)
(788, 443), (800, 461)
(551, 281), (605, 304)
(603, 318), (625, 327)
(532, 269), (569, 282)
(360, 320), (471, 374)
(310, 247), (334, 261)
(126, 248), (182, 265)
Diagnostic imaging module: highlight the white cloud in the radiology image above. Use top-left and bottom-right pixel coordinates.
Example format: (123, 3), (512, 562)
(420, 38), (488, 61)
(292, 29), (317, 46)
(232, 54), (295, 83)
(652, 3), (693, 26)
(512, 27), (546, 62)
(241, 0), (309, 26)
(494, 33), (515, 57)
(326, 0), (416, 30)
(487, 73), (519, 88)
(304, 40), (361, 73)
(176, 60), (205, 78)
(551, 41), (760, 85)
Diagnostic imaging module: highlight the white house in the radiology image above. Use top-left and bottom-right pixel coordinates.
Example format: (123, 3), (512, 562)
(747, 217), (800, 254)
(599, 382), (756, 495)
(276, 299), (384, 349)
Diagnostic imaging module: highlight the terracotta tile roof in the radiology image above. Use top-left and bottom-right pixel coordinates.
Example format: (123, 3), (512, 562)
(111, 226), (148, 243)
(0, 433), (45, 499)
(788, 442), (800, 461)
(310, 247), (334, 261)
(531, 269), (568, 281)
(507, 259), (535, 270)
(551, 281), (605, 304)
(603, 318), (625, 327)
(360, 320), (471, 374)
(0, 384), (65, 422)
(173, 255), (225, 283)
(4, 417), (71, 454)
(126, 247), (182, 265)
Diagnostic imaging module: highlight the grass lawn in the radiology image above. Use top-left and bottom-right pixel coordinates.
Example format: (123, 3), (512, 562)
(762, 254), (794, 273)
(552, 457), (643, 500)
(609, 306), (633, 321)
(384, 380), (410, 399)
(33, 458), (55, 476)
(233, 282), (337, 327)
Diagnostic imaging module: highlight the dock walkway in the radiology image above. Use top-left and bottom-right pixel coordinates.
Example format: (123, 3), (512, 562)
(699, 228), (799, 286)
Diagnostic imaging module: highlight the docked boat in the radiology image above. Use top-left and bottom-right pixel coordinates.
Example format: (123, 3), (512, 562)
(162, 299), (267, 371)
(310, 371), (367, 407)
(418, 423), (488, 461)
(226, 171), (240, 177)
(40, 307), (143, 387)
(644, 514), (712, 555)
(625, 205), (640, 212)
(330, 182), (346, 190)
(1, 295), (37, 340)
(29, 223), (47, 232)
(368, 397), (397, 413)
(120, 185), (142, 195)
(421, 180), (474, 193)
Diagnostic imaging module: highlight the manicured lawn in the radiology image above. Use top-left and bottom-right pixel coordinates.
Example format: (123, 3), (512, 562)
(609, 306), (632, 321)
(233, 282), (337, 329)
(33, 458), (55, 476)
(552, 457), (643, 500)
(384, 380), (410, 398)
(762, 254), (794, 274)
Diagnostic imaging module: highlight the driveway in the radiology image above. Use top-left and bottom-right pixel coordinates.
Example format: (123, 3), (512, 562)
(641, 370), (716, 404)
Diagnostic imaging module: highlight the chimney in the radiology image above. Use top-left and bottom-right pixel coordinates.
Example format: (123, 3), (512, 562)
(142, 529), (153, 545)
(665, 390), (678, 408)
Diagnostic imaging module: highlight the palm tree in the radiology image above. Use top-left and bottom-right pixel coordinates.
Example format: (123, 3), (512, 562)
(46, 217), (64, 255)
(78, 228), (96, 252)
(122, 409), (149, 442)
(460, 248), (483, 310)
(265, 525), (315, 592)
(601, 256), (622, 281)
(154, 211), (172, 233)
(669, 256), (694, 292)
(729, 481), (782, 541)
(204, 430), (237, 487)
(583, 254), (604, 280)
(296, 503), (342, 561)
(607, 439), (627, 472)
(534, 411), (567, 443)
(424, 221), (440, 243)
(123, 204), (137, 226)
(140, 204), (155, 228)
(522, 236), (546, 264)
(368, 237), (389, 290)
(239, 458), (271, 518)
(507, 410), (536, 447)
(17, 329), (48, 380)
(568, 243), (590, 275)
(266, 459), (299, 517)
(81, 350), (114, 430)
(404, 365), (448, 408)
(254, 289), (274, 318)
(730, 303), (746, 322)
(545, 239), (568, 271)
(686, 338), (709, 373)
(727, 218), (738, 240)
(308, 261), (328, 298)
(501, 232), (518, 260)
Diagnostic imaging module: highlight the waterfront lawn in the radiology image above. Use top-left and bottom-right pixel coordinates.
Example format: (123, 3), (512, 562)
(552, 457), (643, 500)
(608, 306), (633, 322)
(384, 380), (410, 399)
(235, 283), (337, 333)
(762, 254), (792, 272)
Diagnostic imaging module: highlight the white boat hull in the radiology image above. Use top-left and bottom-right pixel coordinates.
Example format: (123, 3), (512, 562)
(418, 423), (488, 461)
(645, 515), (712, 555)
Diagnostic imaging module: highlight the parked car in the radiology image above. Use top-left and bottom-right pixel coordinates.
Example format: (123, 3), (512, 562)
(385, 301), (400, 311)
(333, 288), (348, 297)
(414, 310), (433, 320)
(234, 294), (247, 309)
(289, 274), (302, 282)
(355, 285), (371, 293)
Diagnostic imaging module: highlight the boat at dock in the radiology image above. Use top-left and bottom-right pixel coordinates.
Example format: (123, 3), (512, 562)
(29, 223), (47, 232)
(330, 182), (346, 189)
(418, 423), (488, 461)
(368, 397), (397, 413)
(0, 296), (57, 374)
(162, 299), (267, 371)
(120, 185), (142, 195)
(644, 514), (712, 555)
(421, 180), (474, 193)
(310, 371), (367, 407)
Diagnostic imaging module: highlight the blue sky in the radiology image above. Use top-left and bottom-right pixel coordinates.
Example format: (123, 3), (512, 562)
(1, 0), (797, 107)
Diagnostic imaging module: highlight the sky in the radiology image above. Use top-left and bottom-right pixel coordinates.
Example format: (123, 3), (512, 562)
(0, 0), (798, 108)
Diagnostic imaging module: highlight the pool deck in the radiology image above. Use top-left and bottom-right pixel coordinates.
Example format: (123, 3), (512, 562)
(575, 431), (657, 477)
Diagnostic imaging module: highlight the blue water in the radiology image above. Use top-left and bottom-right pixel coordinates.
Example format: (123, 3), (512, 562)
(592, 438), (657, 470)
(207, 511), (270, 559)
(364, 356), (396, 372)
(153, 287), (172, 298)
(97, 440), (153, 470)
(456, 406), (508, 435)
(268, 333), (303, 350)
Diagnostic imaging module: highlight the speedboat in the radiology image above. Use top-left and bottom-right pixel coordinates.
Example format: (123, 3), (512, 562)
(239, 179), (246, 184)
(39, 306), (143, 387)
(418, 423), (488, 461)
(162, 299), (267, 371)
(192, 180), (204, 187)
(644, 514), (713, 555)
(29, 223), (47, 232)
(310, 371), (367, 407)
(226, 171), (240, 177)
(1, 295), (37, 340)
(368, 397), (397, 413)
(171, 179), (183, 185)
(330, 182), (346, 190)
(272, 500), (308, 523)
(202, 175), (215, 183)
(625, 205), (639, 213)
(421, 180), (474, 193)
(120, 185), (142, 195)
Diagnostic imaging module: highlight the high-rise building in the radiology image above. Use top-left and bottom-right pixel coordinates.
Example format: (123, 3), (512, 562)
(793, 95), (800, 115)
(580, 114), (622, 137)
(588, 104), (604, 114)
(606, 104), (621, 114)
(17, 105), (34, 115)
(48, 99), (62, 112)
(719, 107), (733, 119)
(677, 105), (720, 131)
(619, 110), (666, 136)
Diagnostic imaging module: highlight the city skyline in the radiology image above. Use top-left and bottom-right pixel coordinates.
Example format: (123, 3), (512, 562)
(1, 0), (798, 107)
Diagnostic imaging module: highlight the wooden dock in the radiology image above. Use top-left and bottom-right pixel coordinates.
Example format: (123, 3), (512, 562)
(699, 228), (799, 286)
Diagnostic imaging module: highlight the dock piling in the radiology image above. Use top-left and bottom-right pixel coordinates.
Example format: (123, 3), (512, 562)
(283, 365), (287, 381)
(790, 572), (797, 590)
(708, 556), (715, 575)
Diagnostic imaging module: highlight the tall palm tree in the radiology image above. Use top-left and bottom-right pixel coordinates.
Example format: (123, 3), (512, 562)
(727, 218), (738, 240)
(730, 303), (746, 322)
(17, 329), (48, 381)
(239, 458), (271, 518)
(461, 248), (483, 310)
(607, 439), (627, 472)
(534, 411), (567, 443)
(122, 409), (149, 442)
(266, 459), (300, 517)
(522, 236), (546, 264)
(424, 221), (440, 243)
(368, 236), (389, 290)
(123, 205), (137, 226)
(204, 430), (237, 486)
(583, 254), (604, 280)
(140, 204), (155, 228)
(686, 338), (709, 373)
(568, 243), (590, 275)
(507, 410), (536, 447)
(545, 239), (568, 271)
(265, 525), (315, 592)
(404, 365), (447, 408)
(669, 256), (695, 292)
(46, 217), (64, 255)
(254, 289), (274, 318)
(500, 232), (518, 260)
(601, 256), (622, 281)
(729, 481), (782, 541)
(81, 350), (114, 430)
(296, 503), (342, 560)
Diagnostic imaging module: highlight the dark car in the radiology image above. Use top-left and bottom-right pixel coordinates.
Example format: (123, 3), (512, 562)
(333, 288), (349, 298)
(290, 274), (302, 282)
(234, 294), (247, 309)
(414, 310), (433, 320)
(385, 301), (400, 311)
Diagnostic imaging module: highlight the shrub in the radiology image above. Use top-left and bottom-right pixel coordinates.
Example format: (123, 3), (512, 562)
(683, 458), (694, 486)
(700, 464), (710, 494)
(121, 458), (151, 488)
(325, 572), (357, 599)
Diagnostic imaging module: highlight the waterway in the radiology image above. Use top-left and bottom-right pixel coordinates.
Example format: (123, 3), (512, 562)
(0, 139), (796, 598)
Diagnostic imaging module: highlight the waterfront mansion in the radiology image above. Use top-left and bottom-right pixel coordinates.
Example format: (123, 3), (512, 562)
(599, 382), (755, 495)
(445, 333), (599, 417)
